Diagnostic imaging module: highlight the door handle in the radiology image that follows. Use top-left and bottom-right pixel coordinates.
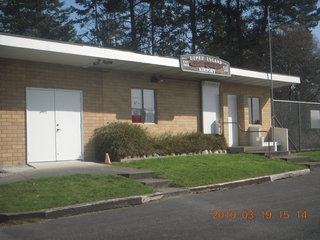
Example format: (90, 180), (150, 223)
(56, 128), (61, 132)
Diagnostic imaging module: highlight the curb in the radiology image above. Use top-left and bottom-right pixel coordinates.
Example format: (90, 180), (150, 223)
(0, 169), (310, 223)
(0, 193), (163, 223)
(45, 196), (142, 219)
(269, 169), (310, 181)
(188, 169), (310, 193)
(188, 176), (270, 193)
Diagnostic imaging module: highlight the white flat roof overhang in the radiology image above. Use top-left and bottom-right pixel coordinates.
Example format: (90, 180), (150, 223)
(0, 33), (300, 88)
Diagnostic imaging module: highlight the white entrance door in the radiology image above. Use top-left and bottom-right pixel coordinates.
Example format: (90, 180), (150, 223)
(26, 88), (82, 163)
(202, 81), (220, 134)
(26, 89), (56, 162)
(228, 95), (239, 146)
(55, 91), (82, 160)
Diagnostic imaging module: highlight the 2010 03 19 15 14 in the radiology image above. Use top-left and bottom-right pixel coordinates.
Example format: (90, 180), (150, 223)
(210, 210), (308, 220)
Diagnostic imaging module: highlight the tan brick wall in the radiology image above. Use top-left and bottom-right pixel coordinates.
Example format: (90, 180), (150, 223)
(101, 71), (201, 135)
(220, 82), (271, 146)
(0, 58), (201, 166)
(0, 59), (105, 166)
(0, 58), (272, 166)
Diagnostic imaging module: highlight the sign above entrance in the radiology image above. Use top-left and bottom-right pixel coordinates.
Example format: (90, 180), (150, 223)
(180, 54), (231, 77)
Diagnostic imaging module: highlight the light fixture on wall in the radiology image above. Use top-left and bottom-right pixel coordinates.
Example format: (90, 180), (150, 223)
(82, 59), (113, 68)
(102, 59), (113, 65)
(150, 75), (165, 83)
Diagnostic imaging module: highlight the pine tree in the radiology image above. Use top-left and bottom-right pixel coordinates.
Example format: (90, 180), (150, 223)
(72, 0), (128, 47)
(198, 0), (249, 66)
(244, 0), (320, 70)
(0, 0), (76, 41)
(273, 25), (320, 101)
(145, 0), (189, 56)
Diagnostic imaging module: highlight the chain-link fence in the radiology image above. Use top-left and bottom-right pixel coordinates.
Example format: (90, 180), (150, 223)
(274, 100), (320, 152)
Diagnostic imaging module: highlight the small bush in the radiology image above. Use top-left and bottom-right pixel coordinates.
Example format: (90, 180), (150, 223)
(94, 122), (227, 162)
(154, 132), (227, 155)
(94, 122), (154, 161)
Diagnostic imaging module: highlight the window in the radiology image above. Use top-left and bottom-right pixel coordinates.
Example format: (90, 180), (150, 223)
(310, 110), (320, 129)
(131, 88), (156, 123)
(248, 97), (261, 124)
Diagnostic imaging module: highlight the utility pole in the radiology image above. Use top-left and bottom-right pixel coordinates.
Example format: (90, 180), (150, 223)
(268, 7), (275, 153)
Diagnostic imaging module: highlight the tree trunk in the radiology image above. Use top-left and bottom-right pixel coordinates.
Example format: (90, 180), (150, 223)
(190, 0), (197, 53)
(236, 0), (243, 66)
(94, 0), (100, 46)
(129, 0), (138, 51)
(150, 0), (155, 55)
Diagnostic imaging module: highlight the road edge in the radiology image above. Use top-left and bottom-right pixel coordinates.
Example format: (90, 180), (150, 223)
(0, 169), (310, 223)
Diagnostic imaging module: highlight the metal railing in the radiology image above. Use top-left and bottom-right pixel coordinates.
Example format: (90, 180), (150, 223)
(222, 121), (273, 158)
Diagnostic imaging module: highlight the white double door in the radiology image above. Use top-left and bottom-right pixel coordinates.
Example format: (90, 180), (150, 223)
(26, 88), (83, 163)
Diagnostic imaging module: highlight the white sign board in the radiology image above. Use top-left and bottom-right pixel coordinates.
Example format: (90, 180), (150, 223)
(180, 54), (231, 77)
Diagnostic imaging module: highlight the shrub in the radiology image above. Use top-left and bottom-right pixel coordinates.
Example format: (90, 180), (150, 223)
(202, 133), (227, 151)
(153, 134), (186, 155)
(154, 132), (227, 155)
(94, 122), (227, 162)
(93, 122), (154, 161)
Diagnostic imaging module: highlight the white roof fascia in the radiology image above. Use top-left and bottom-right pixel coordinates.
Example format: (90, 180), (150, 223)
(0, 34), (179, 68)
(0, 34), (300, 85)
(230, 67), (300, 85)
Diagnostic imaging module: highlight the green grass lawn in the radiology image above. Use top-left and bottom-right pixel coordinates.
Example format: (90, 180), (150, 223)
(0, 174), (155, 213)
(293, 151), (320, 162)
(116, 154), (306, 187)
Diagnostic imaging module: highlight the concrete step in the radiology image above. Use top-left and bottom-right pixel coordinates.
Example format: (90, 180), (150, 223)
(155, 187), (189, 197)
(227, 147), (246, 153)
(227, 146), (275, 154)
(138, 178), (171, 188)
(118, 171), (155, 180)
(271, 151), (291, 157)
(252, 151), (290, 158)
(280, 156), (311, 163)
(300, 162), (320, 170)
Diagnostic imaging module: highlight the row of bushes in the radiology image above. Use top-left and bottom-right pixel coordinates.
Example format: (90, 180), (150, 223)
(94, 122), (227, 161)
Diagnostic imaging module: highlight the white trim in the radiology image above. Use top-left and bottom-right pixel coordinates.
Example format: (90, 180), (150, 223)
(0, 33), (300, 85)
(202, 81), (220, 87)
(0, 34), (179, 68)
(230, 67), (300, 84)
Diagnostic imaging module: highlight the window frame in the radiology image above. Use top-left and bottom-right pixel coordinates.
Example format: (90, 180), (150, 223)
(131, 88), (157, 124)
(310, 110), (320, 129)
(248, 97), (261, 125)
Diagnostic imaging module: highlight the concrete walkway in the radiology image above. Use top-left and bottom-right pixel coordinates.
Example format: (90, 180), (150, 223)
(0, 161), (152, 185)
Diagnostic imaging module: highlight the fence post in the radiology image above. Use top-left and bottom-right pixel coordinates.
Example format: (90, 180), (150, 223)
(298, 103), (302, 152)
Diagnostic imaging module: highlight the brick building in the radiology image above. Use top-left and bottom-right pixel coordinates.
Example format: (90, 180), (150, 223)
(0, 33), (300, 166)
